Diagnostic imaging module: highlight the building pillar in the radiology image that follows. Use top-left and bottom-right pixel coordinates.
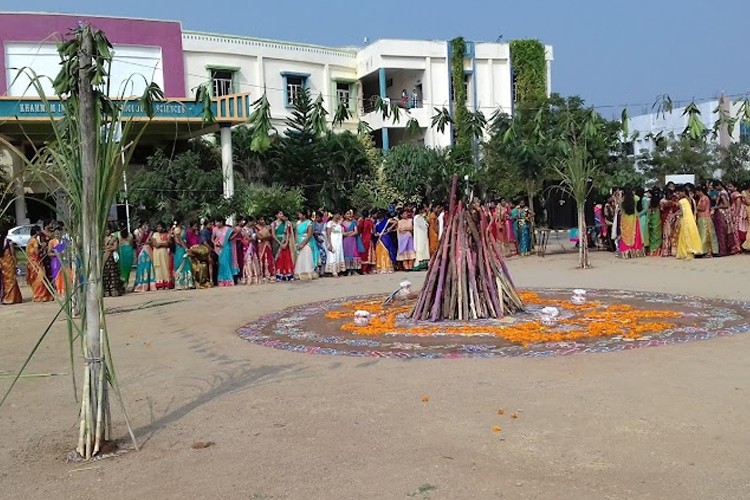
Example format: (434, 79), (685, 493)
(10, 149), (28, 225)
(257, 55), (265, 89)
(220, 124), (234, 222)
(378, 67), (389, 151)
(323, 63), (332, 114)
(546, 59), (552, 97)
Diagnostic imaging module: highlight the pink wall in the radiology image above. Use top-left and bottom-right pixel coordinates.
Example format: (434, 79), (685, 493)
(0, 13), (185, 97)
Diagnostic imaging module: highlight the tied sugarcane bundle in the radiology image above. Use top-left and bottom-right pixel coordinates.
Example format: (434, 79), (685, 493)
(411, 176), (524, 321)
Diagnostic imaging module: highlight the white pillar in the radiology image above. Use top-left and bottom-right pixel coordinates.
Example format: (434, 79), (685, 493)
(11, 150), (28, 225)
(257, 55), (265, 90)
(220, 125), (234, 199)
(323, 63), (332, 113)
(546, 59), (552, 97)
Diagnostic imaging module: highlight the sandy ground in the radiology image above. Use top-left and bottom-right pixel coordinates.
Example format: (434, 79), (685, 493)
(1, 248), (750, 500)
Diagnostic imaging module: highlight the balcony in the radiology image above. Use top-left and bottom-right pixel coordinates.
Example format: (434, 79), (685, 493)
(359, 95), (430, 131)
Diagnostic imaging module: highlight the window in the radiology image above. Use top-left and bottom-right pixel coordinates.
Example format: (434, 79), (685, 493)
(284, 74), (307, 106)
(450, 73), (470, 102)
(336, 82), (352, 109)
(741, 121), (750, 145)
(210, 69), (235, 97)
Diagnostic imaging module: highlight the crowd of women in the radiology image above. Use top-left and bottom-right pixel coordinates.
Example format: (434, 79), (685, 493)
(0, 197), (540, 304)
(598, 180), (750, 260)
(5, 180), (740, 305)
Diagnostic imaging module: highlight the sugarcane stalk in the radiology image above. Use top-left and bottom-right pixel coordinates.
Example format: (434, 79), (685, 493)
(94, 328), (106, 455)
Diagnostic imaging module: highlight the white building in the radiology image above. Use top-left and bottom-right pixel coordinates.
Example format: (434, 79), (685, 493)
(627, 96), (748, 155)
(182, 32), (554, 150)
(0, 12), (553, 224)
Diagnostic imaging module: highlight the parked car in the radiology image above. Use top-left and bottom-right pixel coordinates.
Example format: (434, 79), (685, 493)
(6, 224), (34, 249)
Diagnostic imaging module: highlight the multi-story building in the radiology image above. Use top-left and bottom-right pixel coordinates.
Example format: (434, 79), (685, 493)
(0, 11), (553, 224)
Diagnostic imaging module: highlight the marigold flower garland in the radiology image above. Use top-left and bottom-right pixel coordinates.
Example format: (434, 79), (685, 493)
(326, 291), (681, 347)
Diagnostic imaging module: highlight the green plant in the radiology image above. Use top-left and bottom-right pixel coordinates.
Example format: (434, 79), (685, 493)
(233, 182), (305, 217)
(509, 39), (547, 104)
(430, 107), (453, 133)
(450, 37), (472, 165)
(246, 92), (276, 152)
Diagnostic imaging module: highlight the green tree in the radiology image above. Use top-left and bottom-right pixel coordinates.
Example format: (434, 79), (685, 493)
(717, 143), (750, 185)
(637, 134), (718, 183)
(129, 142), (225, 222)
(382, 143), (457, 203)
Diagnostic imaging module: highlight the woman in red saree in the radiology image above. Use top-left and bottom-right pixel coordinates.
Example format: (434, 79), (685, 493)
(1, 231), (23, 304)
(272, 212), (295, 281)
(712, 182), (741, 256)
(358, 210), (375, 274)
(26, 226), (53, 302)
(255, 217), (275, 282)
(728, 183), (748, 245)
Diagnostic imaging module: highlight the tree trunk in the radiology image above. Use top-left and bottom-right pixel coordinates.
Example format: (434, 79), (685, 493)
(76, 28), (107, 459)
(577, 204), (589, 269)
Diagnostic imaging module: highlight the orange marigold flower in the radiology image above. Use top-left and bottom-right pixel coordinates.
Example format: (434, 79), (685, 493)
(497, 409), (505, 416)
(492, 425), (502, 433)
(421, 395), (430, 403)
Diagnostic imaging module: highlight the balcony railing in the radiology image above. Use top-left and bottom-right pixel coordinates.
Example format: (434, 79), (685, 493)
(360, 95), (423, 114)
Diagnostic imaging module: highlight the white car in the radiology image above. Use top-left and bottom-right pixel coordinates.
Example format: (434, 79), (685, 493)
(6, 224), (34, 249)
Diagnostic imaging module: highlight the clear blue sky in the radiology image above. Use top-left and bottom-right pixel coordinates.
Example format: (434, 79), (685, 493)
(7, 0), (750, 117)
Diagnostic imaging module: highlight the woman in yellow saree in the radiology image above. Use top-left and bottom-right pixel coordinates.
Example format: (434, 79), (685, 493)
(676, 189), (702, 260)
(26, 226), (53, 302)
(1, 231), (23, 304)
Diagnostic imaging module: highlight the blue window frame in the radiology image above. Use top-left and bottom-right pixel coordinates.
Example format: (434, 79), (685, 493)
(281, 72), (310, 107)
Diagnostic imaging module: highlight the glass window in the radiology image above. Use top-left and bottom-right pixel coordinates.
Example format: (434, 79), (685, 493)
(286, 75), (306, 106)
(210, 69), (234, 97)
(336, 82), (351, 108)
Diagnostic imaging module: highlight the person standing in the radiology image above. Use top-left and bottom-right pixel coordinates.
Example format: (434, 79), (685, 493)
(0, 230), (23, 304)
(213, 217), (237, 287)
(427, 204), (440, 257)
(374, 211), (395, 274)
(695, 186), (718, 257)
(103, 225), (125, 297)
(342, 210), (361, 275)
(712, 181), (741, 256)
(396, 210), (416, 271)
(325, 213), (346, 277)
(118, 227), (135, 288)
(358, 210), (375, 274)
(294, 211), (317, 281)
(728, 182), (748, 248)
(26, 226), (53, 302)
(675, 188), (702, 260)
(647, 191), (663, 256)
(273, 212), (295, 281)
(312, 211), (328, 276)
(616, 188), (645, 259)
(741, 183), (750, 251)
(413, 205), (430, 270)
(172, 219), (194, 290)
(149, 223), (173, 290)
(256, 217), (276, 282)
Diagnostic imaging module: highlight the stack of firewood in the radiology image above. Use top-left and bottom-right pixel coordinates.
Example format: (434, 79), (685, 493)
(411, 177), (524, 321)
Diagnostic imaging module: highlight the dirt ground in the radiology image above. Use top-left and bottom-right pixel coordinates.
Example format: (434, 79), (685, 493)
(1, 249), (749, 499)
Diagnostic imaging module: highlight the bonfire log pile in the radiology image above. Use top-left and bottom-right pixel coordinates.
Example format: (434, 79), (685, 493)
(411, 177), (525, 321)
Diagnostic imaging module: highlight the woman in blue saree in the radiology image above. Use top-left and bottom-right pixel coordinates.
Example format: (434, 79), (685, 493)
(172, 220), (194, 290)
(133, 238), (156, 293)
(374, 211), (395, 273)
(212, 217), (237, 287)
(293, 212), (318, 280)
